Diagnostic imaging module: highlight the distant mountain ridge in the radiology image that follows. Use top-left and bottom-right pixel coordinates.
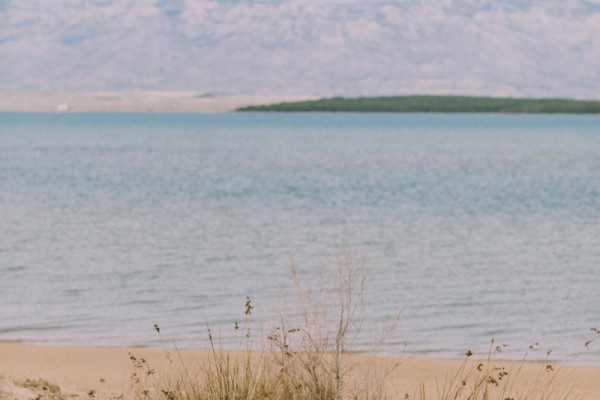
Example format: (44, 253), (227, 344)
(1, 0), (600, 98)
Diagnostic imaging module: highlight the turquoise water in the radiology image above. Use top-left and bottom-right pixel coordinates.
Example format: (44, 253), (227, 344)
(1, 112), (599, 364)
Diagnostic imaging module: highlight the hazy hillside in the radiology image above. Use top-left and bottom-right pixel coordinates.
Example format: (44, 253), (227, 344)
(1, 0), (600, 98)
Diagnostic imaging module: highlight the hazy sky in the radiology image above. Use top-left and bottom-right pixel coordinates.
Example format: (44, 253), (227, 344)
(1, 0), (599, 97)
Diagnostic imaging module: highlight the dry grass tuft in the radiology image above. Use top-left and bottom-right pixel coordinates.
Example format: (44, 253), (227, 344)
(417, 340), (583, 400)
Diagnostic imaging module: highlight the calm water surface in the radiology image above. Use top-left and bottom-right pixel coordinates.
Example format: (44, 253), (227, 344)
(1, 112), (599, 364)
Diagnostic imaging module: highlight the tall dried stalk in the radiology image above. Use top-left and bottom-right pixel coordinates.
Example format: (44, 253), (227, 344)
(268, 246), (399, 400)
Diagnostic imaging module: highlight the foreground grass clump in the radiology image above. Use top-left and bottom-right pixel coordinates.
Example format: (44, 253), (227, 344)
(127, 248), (398, 400)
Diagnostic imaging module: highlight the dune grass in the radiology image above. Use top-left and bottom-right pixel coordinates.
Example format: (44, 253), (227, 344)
(119, 248), (592, 400)
(419, 342), (581, 400)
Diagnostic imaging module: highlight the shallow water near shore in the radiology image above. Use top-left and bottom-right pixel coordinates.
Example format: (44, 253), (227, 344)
(1, 112), (599, 364)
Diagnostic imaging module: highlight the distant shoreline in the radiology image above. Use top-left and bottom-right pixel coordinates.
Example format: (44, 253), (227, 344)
(237, 95), (600, 114)
(4, 93), (600, 114)
(0, 92), (319, 113)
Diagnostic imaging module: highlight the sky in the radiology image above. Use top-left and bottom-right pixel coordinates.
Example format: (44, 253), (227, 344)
(1, 0), (599, 98)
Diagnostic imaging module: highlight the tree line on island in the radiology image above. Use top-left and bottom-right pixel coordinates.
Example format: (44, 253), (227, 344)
(237, 95), (600, 113)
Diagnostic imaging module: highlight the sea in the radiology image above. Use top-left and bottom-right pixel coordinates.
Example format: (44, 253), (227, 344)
(1, 112), (599, 365)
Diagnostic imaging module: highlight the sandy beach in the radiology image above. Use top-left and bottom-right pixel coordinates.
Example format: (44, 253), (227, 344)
(0, 343), (598, 399)
(0, 92), (317, 113)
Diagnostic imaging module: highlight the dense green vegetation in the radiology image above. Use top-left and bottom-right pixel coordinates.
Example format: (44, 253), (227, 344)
(237, 95), (600, 113)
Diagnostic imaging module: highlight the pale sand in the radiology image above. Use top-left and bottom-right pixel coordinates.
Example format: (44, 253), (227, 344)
(0, 343), (598, 399)
(0, 92), (318, 113)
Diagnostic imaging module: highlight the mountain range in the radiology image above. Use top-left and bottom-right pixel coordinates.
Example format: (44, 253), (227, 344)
(1, 0), (599, 98)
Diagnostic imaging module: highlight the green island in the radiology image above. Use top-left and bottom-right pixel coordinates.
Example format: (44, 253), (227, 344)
(237, 95), (600, 113)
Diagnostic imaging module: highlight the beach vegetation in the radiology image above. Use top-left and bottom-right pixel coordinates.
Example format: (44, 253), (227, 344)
(415, 341), (581, 400)
(116, 247), (591, 400)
